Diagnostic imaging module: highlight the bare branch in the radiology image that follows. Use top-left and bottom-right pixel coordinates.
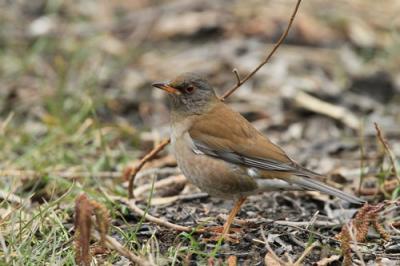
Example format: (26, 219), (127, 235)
(232, 68), (241, 86)
(293, 241), (320, 266)
(221, 0), (302, 100)
(118, 197), (205, 233)
(133, 174), (186, 200)
(126, 139), (171, 198)
(92, 231), (156, 266)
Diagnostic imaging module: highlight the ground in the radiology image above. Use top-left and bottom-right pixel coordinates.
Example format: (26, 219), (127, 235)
(0, 0), (400, 265)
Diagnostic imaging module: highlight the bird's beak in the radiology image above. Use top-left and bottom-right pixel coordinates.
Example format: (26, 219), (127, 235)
(152, 82), (181, 95)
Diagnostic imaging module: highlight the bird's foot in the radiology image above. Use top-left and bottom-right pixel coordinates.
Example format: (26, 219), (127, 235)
(207, 225), (242, 234)
(202, 233), (240, 243)
(200, 226), (243, 243)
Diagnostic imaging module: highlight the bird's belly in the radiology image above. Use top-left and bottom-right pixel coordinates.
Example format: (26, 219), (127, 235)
(172, 136), (258, 199)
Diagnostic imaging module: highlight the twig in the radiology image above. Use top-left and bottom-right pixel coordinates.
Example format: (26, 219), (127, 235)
(135, 167), (180, 182)
(274, 224), (340, 244)
(124, 0), (303, 199)
(117, 197), (204, 233)
(92, 231), (155, 266)
(149, 192), (209, 206)
(260, 226), (287, 265)
(127, 139), (171, 198)
(306, 211), (319, 230)
(374, 123), (400, 183)
(221, 0), (302, 100)
(293, 91), (360, 130)
(133, 174), (186, 199)
(274, 220), (339, 228)
(232, 69), (241, 86)
(293, 241), (319, 266)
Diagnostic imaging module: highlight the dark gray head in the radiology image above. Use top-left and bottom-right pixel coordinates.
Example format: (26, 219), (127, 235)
(152, 72), (218, 115)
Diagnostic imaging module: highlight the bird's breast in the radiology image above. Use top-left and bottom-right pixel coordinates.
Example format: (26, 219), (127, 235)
(170, 115), (192, 145)
(170, 129), (258, 199)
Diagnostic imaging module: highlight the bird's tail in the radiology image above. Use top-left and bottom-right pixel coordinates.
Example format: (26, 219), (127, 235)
(287, 175), (364, 204)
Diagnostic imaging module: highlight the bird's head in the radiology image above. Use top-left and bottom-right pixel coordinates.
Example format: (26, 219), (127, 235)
(152, 72), (218, 116)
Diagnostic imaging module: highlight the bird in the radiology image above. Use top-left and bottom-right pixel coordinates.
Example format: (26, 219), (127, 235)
(152, 72), (363, 240)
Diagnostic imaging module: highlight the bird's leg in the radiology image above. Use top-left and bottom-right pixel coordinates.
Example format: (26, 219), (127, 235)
(201, 197), (246, 243)
(221, 196), (247, 239)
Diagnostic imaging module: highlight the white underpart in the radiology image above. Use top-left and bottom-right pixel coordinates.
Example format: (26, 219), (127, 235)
(256, 178), (302, 191)
(192, 146), (204, 155)
(170, 117), (192, 145)
(247, 167), (259, 178)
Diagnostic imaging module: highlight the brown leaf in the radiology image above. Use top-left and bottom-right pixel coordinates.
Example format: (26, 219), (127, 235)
(264, 252), (283, 266)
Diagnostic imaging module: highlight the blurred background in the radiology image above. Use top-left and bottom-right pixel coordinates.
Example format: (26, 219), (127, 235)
(1, 0), (399, 170)
(1, 0), (400, 165)
(1, 0), (400, 264)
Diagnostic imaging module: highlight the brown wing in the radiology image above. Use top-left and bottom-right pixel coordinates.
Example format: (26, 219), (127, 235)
(189, 102), (298, 176)
(189, 102), (364, 204)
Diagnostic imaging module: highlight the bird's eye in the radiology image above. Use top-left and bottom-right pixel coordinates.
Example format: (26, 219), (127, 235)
(185, 86), (195, 93)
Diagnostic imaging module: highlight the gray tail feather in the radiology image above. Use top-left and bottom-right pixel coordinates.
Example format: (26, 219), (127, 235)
(289, 176), (365, 204)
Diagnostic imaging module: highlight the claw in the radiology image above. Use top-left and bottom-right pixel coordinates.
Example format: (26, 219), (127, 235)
(200, 225), (243, 243)
(203, 233), (240, 243)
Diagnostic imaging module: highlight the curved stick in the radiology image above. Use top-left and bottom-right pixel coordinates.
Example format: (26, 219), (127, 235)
(221, 0), (302, 100)
(127, 139), (170, 198)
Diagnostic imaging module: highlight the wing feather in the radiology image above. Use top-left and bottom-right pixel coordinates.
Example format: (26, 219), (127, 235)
(189, 102), (298, 174)
(188, 103), (364, 203)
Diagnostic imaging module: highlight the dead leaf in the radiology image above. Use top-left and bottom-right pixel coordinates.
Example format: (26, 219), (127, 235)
(264, 252), (283, 266)
(316, 255), (341, 266)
